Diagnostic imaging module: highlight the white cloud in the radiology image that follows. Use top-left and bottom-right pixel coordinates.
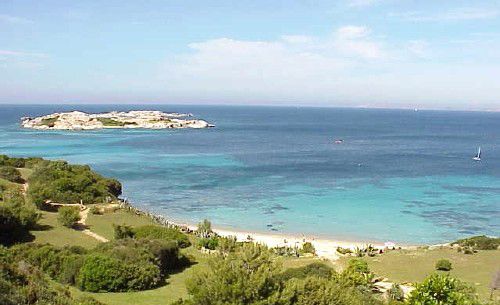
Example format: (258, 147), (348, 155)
(0, 50), (48, 69)
(0, 14), (33, 24)
(334, 26), (385, 59)
(390, 7), (499, 22)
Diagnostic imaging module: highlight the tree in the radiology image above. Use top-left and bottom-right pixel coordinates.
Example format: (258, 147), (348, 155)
(407, 274), (481, 305)
(57, 206), (81, 228)
(197, 219), (213, 238)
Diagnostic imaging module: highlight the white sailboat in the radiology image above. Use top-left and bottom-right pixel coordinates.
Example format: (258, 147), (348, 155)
(472, 147), (481, 161)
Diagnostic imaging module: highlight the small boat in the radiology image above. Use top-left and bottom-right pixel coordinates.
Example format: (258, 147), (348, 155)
(334, 139), (344, 144)
(472, 147), (481, 161)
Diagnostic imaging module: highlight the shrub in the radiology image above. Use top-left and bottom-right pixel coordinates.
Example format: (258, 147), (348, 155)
(452, 235), (500, 250)
(27, 160), (122, 207)
(196, 219), (212, 238)
(279, 262), (334, 281)
(347, 258), (369, 274)
(300, 242), (316, 255)
(57, 206), (81, 227)
(217, 235), (238, 253)
(0, 166), (24, 183)
(77, 254), (132, 292)
(337, 247), (353, 255)
(113, 224), (135, 239)
(407, 274), (480, 305)
(198, 237), (219, 250)
(89, 206), (102, 215)
(133, 225), (191, 248)
(388, 283), (405, 301)
(95, 238), (189, 275)
(0, 191), (39, 245)
(0, 246), (80, 305)
(435, 259), (452, 271)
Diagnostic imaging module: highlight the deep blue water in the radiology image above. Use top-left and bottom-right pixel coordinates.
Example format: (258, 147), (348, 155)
(1, 104), (499, 244)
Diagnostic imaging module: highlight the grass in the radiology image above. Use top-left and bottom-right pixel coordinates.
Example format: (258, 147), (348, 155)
(31, 210), (100, 248)
(85, 208), (156, 240)
(39, 116), (59, 126)
(97, 118), (137, 127)
(340, 247), (500, 300)
(17, 167), (33, 180)
(72, 246), (210, 305)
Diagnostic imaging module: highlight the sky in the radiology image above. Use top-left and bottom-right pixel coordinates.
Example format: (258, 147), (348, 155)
(1, 0), (499, 110)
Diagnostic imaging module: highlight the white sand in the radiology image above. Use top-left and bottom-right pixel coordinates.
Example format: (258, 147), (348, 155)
(179, 222), (402, 260)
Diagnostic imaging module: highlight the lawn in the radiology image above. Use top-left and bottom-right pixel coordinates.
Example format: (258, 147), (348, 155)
(72, 246), (210, 305)
(85, 208), (156, 240)
(340, 247), (499, 300)
(31, 210), (100, 248)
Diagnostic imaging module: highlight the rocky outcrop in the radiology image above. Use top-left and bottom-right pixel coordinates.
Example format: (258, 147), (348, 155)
(21, 110), (214, 130)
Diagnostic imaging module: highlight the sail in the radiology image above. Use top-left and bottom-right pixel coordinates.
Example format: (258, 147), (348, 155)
(477, 147), (481, 158)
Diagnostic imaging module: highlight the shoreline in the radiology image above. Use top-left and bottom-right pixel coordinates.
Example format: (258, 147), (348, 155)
(119, 201), (421, 260)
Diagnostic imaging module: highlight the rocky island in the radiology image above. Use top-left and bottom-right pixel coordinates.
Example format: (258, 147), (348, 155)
(21, 110), (214, 130)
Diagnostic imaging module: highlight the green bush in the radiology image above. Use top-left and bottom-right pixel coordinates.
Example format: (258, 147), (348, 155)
(77, 254), (132, 292)
(435, 259), (452, 271)
(217, 235), (238, 253)
(300, 242), (316, 255)
(347, 258), (370, 274)
(0, 246), (81, 305)
(57, 206), (81, 227)
(0, 166), (24, 183)
(113, 224), (135, 239)
(196, 219), (212, 238)
(95, 238), (189, 275)
(407, 274), (480, 305)
(177, 243), (381, 305)
(279, 262), (334, 281)
(388, 283), (405, 301)
(452, 235), (500, 250)
(0, 190), (39, 245)
(27, 160), (122, 207)
(133, 225), (191, 248)
(0, 155), (26, 168)
(198, 237), (219, 250)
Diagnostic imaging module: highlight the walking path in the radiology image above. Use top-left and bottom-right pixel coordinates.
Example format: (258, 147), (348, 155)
(23, 180), (110, 243)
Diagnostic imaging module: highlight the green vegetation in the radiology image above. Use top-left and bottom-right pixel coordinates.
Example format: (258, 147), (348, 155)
(174, 243), (381, 305)
(0, 166), (24, 183)
(97, 118), (137, 127)
(58, 206), (81, 227)
(196, 218), (213, 238)
(435, 259), (452, 271)
(0, 188), (40, 245)
(39, 116), (59, 127)
(452, 235), (500, 251)
(27, 159), (122, 207)
(0, 154), (497, 305)
(354, 247), (499, 299)
(133, 225), (191, 248)
(407, 274), (480, 305)
(0, 246), (103, 305)
(300, 241), (316, 255)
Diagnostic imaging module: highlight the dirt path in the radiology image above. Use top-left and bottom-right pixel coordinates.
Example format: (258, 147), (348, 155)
(77, 208), (109, 242)
(23, 181), (110, 243)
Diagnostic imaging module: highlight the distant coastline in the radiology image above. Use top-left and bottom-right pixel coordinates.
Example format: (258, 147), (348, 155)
(21, 110), (214, 130)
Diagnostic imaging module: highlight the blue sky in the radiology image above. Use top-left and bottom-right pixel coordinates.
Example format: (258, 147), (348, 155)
(1, 0), (499, 110)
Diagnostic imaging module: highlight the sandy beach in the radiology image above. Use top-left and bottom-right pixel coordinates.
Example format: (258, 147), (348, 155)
(168, 219), (405, 260)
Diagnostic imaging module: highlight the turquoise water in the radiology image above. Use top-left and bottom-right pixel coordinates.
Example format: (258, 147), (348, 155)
(1, 105), (499, 244)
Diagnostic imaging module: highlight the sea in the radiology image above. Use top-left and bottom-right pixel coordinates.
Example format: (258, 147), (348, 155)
(0, 104), (499, 244)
